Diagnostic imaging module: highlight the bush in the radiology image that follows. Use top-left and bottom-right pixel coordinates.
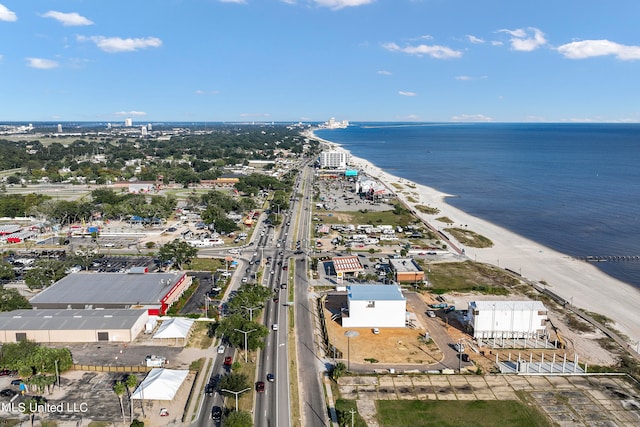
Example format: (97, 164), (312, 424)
(130, 420), (144, 427)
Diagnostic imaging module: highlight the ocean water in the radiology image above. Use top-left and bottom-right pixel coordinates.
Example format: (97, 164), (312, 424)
(316, 123), (640, 288)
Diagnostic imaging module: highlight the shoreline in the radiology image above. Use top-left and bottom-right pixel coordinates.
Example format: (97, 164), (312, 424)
(307, 128), (640, 348)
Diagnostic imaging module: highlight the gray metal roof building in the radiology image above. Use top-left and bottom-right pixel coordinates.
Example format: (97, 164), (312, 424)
(28, 271), (191, 315)
(0, 309), (149, 343)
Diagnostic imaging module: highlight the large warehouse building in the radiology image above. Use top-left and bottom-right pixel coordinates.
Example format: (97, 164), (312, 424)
(0, 309), (148, 343)
(341, 284), (406, 328)
(467, 300), (548, 340)
(29, 271), (192, 315)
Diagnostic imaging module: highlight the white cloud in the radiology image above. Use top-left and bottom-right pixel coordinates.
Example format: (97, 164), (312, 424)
(498, 27), (546, 51)
(0, 3), (17, 22)
(455, 75), (487, 81)
(377, 70), (392, 75)
(42, 11), (93, 26)
(451, 114), (493, 122)
(77, 35), (162, 53)
(26, 58), (59, 69)
(466, 35), (484, 44)
(398, 91), (416, 97)
(114, 111), (147, 117)
(382, 42), (462, 59)
(195, 89), (220, 95)
(313, 0), (374, 11)
(557, 39), (640, 60)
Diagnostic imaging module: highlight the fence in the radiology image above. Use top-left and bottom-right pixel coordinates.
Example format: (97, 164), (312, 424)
(71, 364), (152, 373)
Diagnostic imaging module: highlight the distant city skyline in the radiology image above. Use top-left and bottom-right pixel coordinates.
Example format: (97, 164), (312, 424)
(1, 1), (639, 123)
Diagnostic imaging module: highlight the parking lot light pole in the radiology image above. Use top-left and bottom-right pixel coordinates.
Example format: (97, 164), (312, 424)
(221, 387), (250, 412)
(344, 330), (359, 371)
(234, 328), (256, 363)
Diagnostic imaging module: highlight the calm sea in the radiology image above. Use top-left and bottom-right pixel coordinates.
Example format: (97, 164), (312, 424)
(316, 123), (640, 288)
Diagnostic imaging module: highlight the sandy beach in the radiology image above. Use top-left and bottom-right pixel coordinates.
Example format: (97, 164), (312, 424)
(309, 129), (640, 349)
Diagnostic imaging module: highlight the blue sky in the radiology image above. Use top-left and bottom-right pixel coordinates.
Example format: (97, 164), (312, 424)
(1, 0), (640, 123)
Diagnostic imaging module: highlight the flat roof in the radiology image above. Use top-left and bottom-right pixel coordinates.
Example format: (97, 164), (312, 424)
(332, 256), (364, 272)
(389, 258), (423, 273)
(0, 309), (147, 331)
(469, 300), (547, 312)
(29, 272), (184, 306)
(347, 284), (405, 301)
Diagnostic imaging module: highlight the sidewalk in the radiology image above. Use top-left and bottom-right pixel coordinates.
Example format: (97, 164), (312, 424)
(323, 373), (339, 427)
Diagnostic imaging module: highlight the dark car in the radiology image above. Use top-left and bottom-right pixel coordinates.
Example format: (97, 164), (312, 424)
(255, 381), (265, 392)
(0, 369), (11, 376)
(267, 373), (275, 382)
(0, 389), (16, 397)
(273, 297), (279, 303)
(223, 356), (233, 367)
(10, 379), (22, 386)
(205, 383), (215, 395)
(211, 405), (222, 421)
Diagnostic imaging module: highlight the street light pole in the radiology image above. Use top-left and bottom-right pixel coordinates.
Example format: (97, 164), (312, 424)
(234, 328), (256, 363)
(241, 305), (260, 322)
(344, 330), (359, 371)
(221, 387), (251, 412)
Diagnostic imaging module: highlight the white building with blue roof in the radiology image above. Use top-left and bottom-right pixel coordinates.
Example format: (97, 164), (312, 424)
(342, 284), (406, 328)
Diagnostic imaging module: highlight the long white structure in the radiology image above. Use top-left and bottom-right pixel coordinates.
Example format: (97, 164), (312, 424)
(342, 285), (406, 328)
(467, 300), (548, 339)
(319, 150), (351, 169)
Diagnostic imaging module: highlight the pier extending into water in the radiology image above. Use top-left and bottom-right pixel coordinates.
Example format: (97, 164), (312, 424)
(574, 255), (640, 263)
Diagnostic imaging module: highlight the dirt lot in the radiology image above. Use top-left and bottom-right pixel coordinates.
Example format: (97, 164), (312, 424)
(324, 293), (443, 366)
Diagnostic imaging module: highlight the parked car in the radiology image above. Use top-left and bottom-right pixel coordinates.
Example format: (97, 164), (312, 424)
(0, 389), (16, 397)
(10, 379), (22, 386)
(372, 328), (380, 334)
(426, 310), (436, 318)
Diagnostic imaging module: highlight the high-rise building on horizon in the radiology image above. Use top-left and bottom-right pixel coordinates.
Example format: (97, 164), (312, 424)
(125, 118), (133, 127)
(57, 124), (62, 133)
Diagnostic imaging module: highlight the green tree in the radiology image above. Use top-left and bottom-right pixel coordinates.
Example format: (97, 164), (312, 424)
(0, 261), (16, 280)
(23, 259), (67, 289)
(214, 315), (268, 352)
(331, 362), (347, 380)
(223, 410), (253, 427)
(114, 380), (126, 425)
(0, 288), (30, 311)
(158, 239), (198, 269)
(218, 373), (249, 393)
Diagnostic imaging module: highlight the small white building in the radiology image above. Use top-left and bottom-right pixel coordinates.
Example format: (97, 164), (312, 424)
(467, 300), (548, 340)
(342, 285), (406, 328)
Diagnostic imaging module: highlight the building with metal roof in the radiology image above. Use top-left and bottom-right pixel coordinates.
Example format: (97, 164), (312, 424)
(29, 271), (192, 315)
(332, 255), (364, 284)
(389, 258), (425, 283)
(0, 309), (148, 343)
(341, 284), (406, 328)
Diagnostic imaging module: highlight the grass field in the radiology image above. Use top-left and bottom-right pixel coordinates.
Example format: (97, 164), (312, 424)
(416, 260), (519, 294)
(376, 400), (552, 427)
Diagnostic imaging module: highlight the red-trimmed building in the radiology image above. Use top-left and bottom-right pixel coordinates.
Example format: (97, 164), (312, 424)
(29, 270), (192, 316)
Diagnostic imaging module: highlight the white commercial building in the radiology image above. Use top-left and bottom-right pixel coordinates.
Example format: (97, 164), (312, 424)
(341, 285), (406, 328)
(467, 300), (548, 340)
(319, 150), (351, 169)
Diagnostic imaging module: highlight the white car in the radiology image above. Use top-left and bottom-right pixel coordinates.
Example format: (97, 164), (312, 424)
(372, 328), (380, 334)
(217, 345), (225, 354)
(272, 324), (279, 331)
(426, 310), (436, 318)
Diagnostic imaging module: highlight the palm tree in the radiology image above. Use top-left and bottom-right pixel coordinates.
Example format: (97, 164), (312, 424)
(113, 380), (126, 425)
(125, 374), (138, 420)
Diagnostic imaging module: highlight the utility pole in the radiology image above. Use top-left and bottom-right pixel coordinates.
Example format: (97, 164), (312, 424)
(234, 328), (256, 363)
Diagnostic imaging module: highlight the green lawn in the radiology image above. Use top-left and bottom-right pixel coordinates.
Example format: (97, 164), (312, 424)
(377, 400), (551, 427)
